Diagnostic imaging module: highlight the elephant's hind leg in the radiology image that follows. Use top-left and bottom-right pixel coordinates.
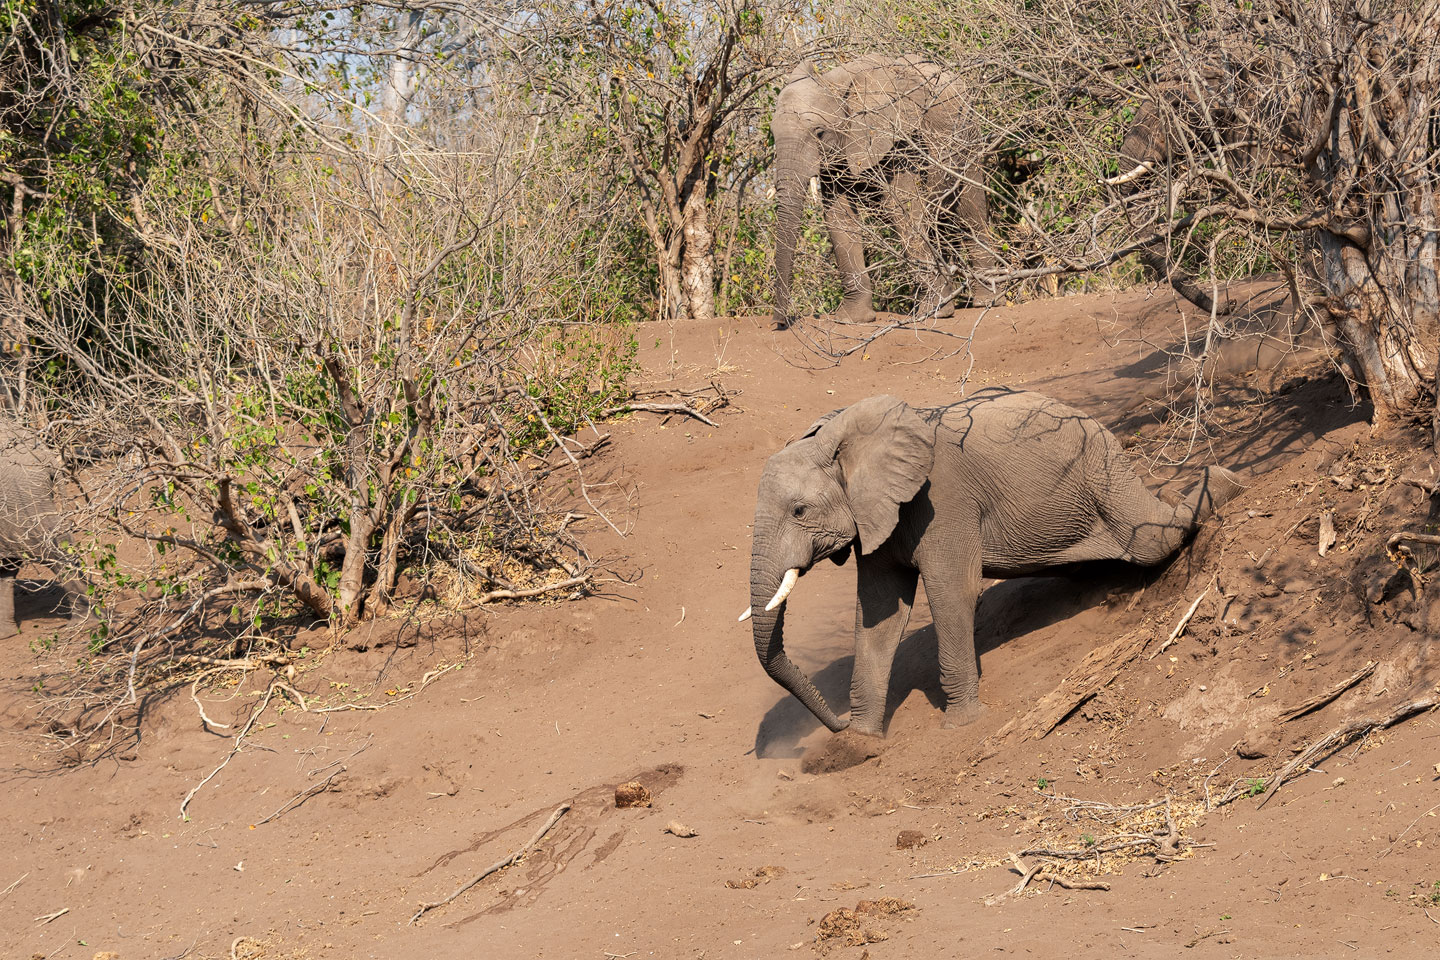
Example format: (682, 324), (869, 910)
(919, 550), (984, 727)
(1104, 465), (1244, 566)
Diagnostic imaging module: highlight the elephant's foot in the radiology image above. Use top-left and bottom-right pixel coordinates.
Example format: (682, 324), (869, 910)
(917, 284), (960, 319)
(800, 728), (883, 774)
(771, 310), (794, 330)
(941, 700), (985, 729)
(834, 299), (877, 324)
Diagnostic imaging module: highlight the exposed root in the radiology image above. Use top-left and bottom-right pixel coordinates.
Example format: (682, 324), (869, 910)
(1276, 660), (1377, 723)
(1259, 695), (1439, 808)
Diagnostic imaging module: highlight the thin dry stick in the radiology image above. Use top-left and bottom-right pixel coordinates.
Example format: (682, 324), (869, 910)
(410, 802), (571, 923)
(1376, 801), (1440, 860)
(1276, 661), (1377, 723)
(985, 852), (1046, 904)
(1151, 582), (1211, 659)
(0, 872), (27, 901)
(33, 908), (68, 924)
(1259, 696), (1439, 808)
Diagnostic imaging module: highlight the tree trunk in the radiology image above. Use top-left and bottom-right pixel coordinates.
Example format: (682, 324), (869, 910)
(681, 188), (715, 321)
(656, 236), (687, 322)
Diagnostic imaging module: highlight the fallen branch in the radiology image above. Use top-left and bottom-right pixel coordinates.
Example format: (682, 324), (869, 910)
(410, 802), (571, 923)
(1035, 871), (1111, 891)
(1276, 661), (1377, 723)
(973, 625), (1153, 759)
(984, 852), (1046, 905)
(604, 401), (718, 427)
(472, 573), (589, 606)
(1259, 695), (1439, 808)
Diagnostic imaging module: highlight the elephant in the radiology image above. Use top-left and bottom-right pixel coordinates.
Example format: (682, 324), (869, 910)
(741, 389), (1242, 738)
(1, 419), (92, 640)
(1099, 91), (1254, 316)
(770, 56), (993, 329)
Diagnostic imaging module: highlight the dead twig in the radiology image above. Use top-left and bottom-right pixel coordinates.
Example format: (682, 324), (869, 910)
(1276, 661), (1377, 723)
(0, 872), (27, 901)
(1151, 583), (1212, 659)
(1259, 696), (1439, 808)
(1376, 800), (1440, 860)
(33, 907), (68, 924)
(253, 767), (347, 826)
(604, 401), (718, 427)
(410, 802), (571, 923)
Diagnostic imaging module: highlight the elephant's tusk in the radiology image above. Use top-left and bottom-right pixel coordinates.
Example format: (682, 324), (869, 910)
(765, 568), (800, 612)
(738, 606), (753, 622)
(1100, 160), (1154, 186)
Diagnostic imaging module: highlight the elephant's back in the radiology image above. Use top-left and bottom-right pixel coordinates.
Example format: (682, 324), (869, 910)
(928, 387), (1114, 450)
(0, 419), (63, 476)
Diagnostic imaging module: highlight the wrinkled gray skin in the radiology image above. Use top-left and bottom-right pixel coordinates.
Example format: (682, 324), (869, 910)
(747, 389), (1243, 736)
(1, 420), (91, 640)
(771, 56), (991, 328)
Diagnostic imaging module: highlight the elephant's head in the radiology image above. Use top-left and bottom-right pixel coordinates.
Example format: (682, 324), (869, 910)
(771, 57), (963, 326)
(742, 395), (935, 731)
(1102, 87), (1250, 187)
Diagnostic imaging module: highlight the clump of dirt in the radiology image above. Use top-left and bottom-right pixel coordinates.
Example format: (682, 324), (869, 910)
(816, 898), (917, 946)
(614, 780), (652, 808)
(724, 865), (786, 889)
(801, 729), (882, 774)
(896, 829), (929, 849)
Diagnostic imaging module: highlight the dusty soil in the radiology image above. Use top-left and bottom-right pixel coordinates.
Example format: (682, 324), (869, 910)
(3, 280), (1439, 960)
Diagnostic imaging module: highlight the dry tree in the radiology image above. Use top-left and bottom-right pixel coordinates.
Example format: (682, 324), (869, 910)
(850, 0), (1438, 446)
(3, 2), (643, 747)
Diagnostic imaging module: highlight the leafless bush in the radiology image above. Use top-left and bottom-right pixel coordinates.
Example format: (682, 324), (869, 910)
(5, 3), (641, 743)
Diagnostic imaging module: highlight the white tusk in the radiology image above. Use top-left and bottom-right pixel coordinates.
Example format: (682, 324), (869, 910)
(738, 606), (752, 622)
(1100, 160), (1154, 186)
(808, 176), (821, 200)
(765, 568), (800, 612)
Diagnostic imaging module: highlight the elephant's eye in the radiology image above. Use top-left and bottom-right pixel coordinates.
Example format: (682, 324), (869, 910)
(792, 504), (807, 519)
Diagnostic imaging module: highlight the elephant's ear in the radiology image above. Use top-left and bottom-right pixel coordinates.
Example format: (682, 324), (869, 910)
(813, 396), (935, 554)
(840, 65), (923, 176)
(785, 61), (819, 85)
(799, 407), (844, 440)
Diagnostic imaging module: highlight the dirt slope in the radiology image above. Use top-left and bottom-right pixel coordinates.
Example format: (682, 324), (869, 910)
(2, 283), (1438, 960)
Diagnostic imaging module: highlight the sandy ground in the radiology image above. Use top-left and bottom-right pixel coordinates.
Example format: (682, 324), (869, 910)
(3, 281), (1438, 960)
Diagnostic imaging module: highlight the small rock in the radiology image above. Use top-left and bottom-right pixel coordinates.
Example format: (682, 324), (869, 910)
(663, 820), (697, 838)
(1258, 584), (1281, 598)
(614, 780), (652, 808)
(895, 830), (928, 850)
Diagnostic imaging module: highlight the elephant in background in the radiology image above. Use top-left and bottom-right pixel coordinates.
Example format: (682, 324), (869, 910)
(742, 389), (1242, 737)
(1, 419), (92, 639)
(771, 56), (994, 329)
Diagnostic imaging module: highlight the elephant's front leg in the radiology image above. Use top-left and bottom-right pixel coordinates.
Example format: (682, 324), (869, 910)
(822, 189), (877, 324)
(849, 554), (918, 736)
(919, 551), (984, 727)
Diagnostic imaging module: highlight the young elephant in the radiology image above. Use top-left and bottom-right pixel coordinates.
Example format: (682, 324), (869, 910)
(1, 420), (92, 640)
(742, 389), (1242, 737)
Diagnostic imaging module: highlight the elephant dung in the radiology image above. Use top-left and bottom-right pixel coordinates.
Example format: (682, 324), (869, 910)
(614, 780), (652, 808)
(895, 829), (929, 850)
(663, 820), (697, 838)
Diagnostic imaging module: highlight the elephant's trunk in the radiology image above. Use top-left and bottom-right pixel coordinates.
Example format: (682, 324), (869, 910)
(771, 150), (818, 327)
(749, 550), (847, 733)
